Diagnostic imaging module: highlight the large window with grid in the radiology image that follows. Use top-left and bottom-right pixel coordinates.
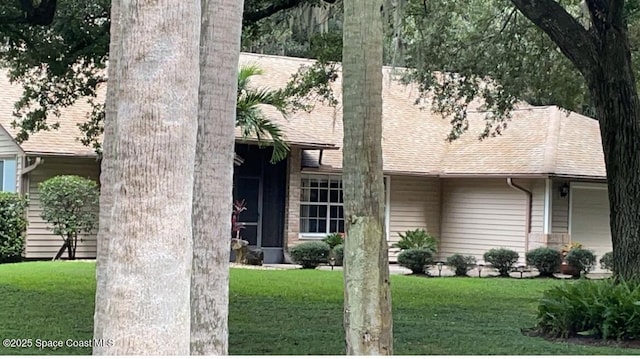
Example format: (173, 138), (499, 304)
(299, 174), (388, 237)
(300, 174), (344, 235)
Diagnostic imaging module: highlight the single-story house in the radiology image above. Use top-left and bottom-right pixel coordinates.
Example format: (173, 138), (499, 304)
(0, 53), (612, 269)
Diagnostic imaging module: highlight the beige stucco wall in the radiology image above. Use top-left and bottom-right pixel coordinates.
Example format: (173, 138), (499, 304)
(24, 157), (100, 259)
(439, 178), (528, 262)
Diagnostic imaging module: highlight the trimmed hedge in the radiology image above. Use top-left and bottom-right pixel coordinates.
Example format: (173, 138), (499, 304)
(483, 248), (519, 277)
(398, 248), (434, 274)
(0, 192), (28, 263)
(599, 251), (614, 272)
(565, 248), (596, 278)
(446, 254), (476, 276)
(526, 247), (562, 277)
(290, 241), (330, 269)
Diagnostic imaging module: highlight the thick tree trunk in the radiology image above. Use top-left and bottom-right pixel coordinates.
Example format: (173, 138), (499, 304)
(341, 0), (393, 355)
(190, 0), (244, 354)
(510, 0), (640, 280)
(93, 0), (200, 354)
(92, 0), (120, 349)
(587, 27), (640, 281)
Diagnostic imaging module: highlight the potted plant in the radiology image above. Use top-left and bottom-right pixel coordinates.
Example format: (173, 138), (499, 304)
(559, 241), (582, 276)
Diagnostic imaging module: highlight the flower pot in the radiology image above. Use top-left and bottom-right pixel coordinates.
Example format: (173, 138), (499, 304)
(560, 262), (580, 277)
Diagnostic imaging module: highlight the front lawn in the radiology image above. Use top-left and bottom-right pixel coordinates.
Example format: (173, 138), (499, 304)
(1, 262), (639, 355)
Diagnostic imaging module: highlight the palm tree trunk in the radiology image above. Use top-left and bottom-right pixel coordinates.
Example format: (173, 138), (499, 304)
(190, 0), (244, 354)
(93, 0), (200, 354)
(342, 0), (393, 355)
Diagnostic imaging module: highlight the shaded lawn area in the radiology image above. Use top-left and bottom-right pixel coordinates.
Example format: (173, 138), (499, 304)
(1, 262), (639, 355)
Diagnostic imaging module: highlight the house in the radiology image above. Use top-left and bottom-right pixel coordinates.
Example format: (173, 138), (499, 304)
(0, 53), (612, 268)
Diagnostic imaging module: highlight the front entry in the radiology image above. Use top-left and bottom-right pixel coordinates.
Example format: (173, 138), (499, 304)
(234, 176), (262, 247)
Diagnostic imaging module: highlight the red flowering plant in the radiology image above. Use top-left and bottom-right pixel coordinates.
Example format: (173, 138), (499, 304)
(231, 199), (247, 239)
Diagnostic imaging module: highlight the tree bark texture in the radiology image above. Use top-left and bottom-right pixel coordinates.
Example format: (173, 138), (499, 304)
(190, 0), (244, 354)
(511, 0), (640, 280)
(342, 0), (393, 355)
(92, 0), (120, 351)
(93, 0), (200, 354)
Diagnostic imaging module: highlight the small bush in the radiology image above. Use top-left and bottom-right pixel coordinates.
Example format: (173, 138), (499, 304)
(332, 244), (344, 266)
(322, 233), (344, 249)
(483, 248), (519, 277)
(565, 248), (596, 277)
(526, 247), (563, 277)
(392, 229), (437, 253)
(398, 248), (434, 274)
(290, 241), (330, 269)
(537, 279), (640, 340)
(0, 193), (28, 264)
(446, 254), (476, 276)
(599, 251), (614, 272)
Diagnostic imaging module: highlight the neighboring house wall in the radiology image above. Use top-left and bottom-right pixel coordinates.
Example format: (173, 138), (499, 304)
(439, 178), (527, 261)
(388, 175), (441, 261)
(570, 183), (611, 266)
(24, 157), (100, 259)
(0, 126), (22, 193)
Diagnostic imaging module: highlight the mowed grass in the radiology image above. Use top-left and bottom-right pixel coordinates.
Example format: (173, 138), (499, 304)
(1, 262), (640, 355)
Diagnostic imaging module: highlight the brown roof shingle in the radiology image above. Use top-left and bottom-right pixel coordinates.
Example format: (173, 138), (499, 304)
(0, 53), (607, 178)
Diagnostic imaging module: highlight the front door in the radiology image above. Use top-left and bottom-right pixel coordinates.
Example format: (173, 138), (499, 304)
(234, 176), (262, 247)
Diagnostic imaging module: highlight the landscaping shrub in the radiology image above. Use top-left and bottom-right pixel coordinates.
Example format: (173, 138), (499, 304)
(483, 248), (519, 277)
(289, 241), (330, 269)
(322, 233), (344, 249)
(565, 248), (596, 277)
(398, 248), (434, 274)
(332, 244), (344, 266)
(599, 251), (614, 272)
(0, 193), (27, 264)
(392, 229), (437, 253)
(446, 254), (476, 276)
(537, 279), (640, 340)
(39, 175), (99, 260)
(526, 247), (563, 277)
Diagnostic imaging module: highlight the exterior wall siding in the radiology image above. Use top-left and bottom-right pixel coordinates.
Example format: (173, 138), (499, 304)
(529, 179), (545, 235)
(0, 127), (23, 193)
(24, 157), (100, 259)
(388, 175), (440, 262)
(439, 178), (527, 262)
(551, 180), (570, 233)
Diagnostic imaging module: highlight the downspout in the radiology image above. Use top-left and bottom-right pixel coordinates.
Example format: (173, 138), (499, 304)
(507, 177), (532, 253)
(318, 149), (324, 166)
(21, 157), (44, 194)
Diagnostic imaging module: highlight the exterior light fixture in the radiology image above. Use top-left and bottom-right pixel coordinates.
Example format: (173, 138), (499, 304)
(329, 257), (336, 271)
(478, 263), (484, 278)
(518, 264), (526, 278)
(437, 262), (444, 277)
(560, 183), (570, 198)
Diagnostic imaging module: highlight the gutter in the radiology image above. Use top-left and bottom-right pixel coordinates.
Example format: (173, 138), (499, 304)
(22, 157), (43, 176)
(507, 177), (532, 253)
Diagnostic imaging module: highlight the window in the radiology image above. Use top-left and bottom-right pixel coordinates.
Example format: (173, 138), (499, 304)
(299, 174), (389, 237)
(0, 159), (16, 192)
(300, 174), (344, 235)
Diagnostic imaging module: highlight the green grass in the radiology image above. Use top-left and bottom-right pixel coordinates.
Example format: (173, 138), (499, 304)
(1, 262), (639, 355)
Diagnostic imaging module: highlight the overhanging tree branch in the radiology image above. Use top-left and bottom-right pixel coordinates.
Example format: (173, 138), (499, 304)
(509, 0), (598, 78)
(243, 0), (337, 24)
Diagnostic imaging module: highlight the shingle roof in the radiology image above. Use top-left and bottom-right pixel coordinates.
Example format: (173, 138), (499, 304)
(0, 53), (607, 178)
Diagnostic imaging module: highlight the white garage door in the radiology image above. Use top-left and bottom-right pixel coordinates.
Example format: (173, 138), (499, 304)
(570, 185), (612, 269)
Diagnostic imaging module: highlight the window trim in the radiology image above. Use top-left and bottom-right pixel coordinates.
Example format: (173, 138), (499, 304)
(298, 171), (390, 241)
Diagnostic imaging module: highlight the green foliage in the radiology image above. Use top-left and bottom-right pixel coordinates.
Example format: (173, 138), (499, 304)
(322, 232), (343, 249)
(483, 248), (519, 277)
(536, 279), (640, 340)
(397, 248), (434, 274)
(332, 243), (343, 266)
(446, 254), (477, 276)
(39, 175), (99, 259)
(565, 248), (597, 277)
(392, 229), (438, 252)
(526, 247), (563, 277)
(289, 241), (330, 269)
(600, 251), (614, 272)
(0, 193), (27, 263)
